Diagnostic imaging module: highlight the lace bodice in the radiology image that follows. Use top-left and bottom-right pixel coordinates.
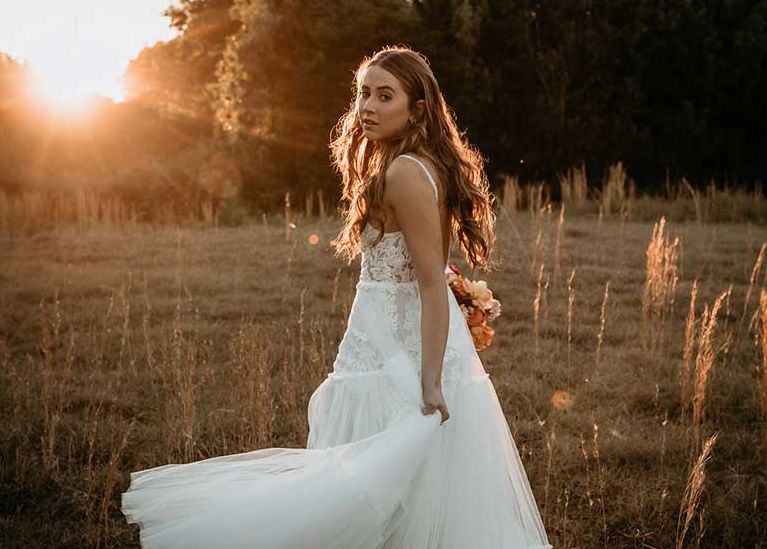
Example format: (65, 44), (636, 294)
(359, 226), (417, 283)
(358, 153), (444, 284)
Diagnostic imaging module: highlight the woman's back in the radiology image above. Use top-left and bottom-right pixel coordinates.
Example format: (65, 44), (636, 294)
(366, 152), (452, 268)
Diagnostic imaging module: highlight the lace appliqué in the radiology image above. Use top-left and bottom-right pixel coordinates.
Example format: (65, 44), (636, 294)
(332, 223), (467, 387)
(360, 225), (416, 283)
(391, 285), (465, 388)
(332, 327), (384, 374)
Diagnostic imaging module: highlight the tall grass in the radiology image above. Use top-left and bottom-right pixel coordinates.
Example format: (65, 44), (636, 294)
(566, 268), (576, 385)
(600, 161), (635, 220)
(501, 174), (523, 215)
(559, 163), (588, 210)
(691, 289), (730, 447)
(760, 289), (767, 445)
(676, 432), (719, 549)
(500, 165), (766, 223)
(681, 279), (699, 419)
(595, 280), (609, 369)
(1, 207), (766, 547)
(0, 187), (233, 235)
(533, 263), (547, 364)
(552, 203), (565, 282)
(740, 243), (766, 335)
(642, 216), (681, 352)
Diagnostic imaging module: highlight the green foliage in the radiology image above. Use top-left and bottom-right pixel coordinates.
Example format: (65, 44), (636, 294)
(210, 0), (421, 204)
(124, 0), (238, 120)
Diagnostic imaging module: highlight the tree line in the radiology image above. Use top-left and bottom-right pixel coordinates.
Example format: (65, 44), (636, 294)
(1, 0), (765, 214)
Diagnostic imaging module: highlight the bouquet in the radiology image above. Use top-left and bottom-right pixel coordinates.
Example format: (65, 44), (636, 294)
(445, 264), (501, 351)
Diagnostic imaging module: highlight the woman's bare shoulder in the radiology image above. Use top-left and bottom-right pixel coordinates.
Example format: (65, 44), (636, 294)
(384, 156), (434, 199)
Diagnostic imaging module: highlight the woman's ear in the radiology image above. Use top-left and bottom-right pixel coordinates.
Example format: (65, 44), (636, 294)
(414, 99), (425, 118)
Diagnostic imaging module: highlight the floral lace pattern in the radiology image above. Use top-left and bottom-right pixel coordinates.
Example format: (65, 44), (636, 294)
(359, 225), (416, 283)
(332, 326), (385, 374)
(394, 288), (468, 388)
(330, 221), (474, 390)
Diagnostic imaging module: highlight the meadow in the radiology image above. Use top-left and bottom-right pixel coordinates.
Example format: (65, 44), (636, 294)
(1, 179), (766, 548)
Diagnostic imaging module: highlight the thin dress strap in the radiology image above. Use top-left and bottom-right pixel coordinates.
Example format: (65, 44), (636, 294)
(398, 154), (439, 202)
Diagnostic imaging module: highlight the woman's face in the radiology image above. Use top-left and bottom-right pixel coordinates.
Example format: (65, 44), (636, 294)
(356, 65), (419, 142)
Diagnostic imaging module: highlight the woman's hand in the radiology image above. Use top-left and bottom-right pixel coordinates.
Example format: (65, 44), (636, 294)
(422, 384), (450, 424)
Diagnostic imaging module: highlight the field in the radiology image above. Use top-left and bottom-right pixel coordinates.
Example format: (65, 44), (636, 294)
(1, 197), (766, 547)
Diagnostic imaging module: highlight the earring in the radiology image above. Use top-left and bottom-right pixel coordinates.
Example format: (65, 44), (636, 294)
(409, 117), (416, 125)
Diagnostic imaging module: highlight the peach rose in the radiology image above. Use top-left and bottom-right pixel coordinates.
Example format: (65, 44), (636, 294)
(472, 280), (494, 308)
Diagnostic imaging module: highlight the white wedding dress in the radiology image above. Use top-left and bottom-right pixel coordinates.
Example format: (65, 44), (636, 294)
(121, 154), (552, 548)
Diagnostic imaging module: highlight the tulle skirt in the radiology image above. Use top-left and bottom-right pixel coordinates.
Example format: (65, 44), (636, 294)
(121, 281), (551, 548)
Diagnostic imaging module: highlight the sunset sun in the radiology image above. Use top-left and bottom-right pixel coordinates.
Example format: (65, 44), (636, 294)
(2, 1), (177, 112)
(30, 57), (103, 113)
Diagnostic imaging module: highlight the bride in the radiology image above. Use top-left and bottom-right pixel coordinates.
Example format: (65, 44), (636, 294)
(121, 45), (552, 549)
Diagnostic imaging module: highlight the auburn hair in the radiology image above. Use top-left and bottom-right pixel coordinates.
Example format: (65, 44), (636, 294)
(329, 45), (497, 272)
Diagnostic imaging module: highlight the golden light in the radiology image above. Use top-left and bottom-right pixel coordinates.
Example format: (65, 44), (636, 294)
(1, 1), (177, 112)
(30, 59), (99, 114)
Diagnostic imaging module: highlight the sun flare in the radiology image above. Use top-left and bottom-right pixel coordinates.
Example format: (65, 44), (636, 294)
(1, 1), (178, 112)
(31, 64), (101, 113)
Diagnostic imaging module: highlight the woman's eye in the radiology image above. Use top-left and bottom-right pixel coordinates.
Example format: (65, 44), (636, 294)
(357, 92), (390, 101)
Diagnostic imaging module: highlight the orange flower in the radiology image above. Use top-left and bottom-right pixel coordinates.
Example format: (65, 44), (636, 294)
(466, 307), (486, 327)
(470, 323), (495, 351)
(447, 265), (501, 351)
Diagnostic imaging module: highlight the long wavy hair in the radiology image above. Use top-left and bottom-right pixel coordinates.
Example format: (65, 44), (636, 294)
(329, 45), (497, 272)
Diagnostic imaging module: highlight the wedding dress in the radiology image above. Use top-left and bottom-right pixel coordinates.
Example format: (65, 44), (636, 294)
(121, 153), (552, 549)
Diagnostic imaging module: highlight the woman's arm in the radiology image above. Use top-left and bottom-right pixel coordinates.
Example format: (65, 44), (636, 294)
(384, 158), (450, 413)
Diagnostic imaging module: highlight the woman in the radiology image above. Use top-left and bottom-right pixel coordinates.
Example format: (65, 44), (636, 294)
(121, 45), (551, 549)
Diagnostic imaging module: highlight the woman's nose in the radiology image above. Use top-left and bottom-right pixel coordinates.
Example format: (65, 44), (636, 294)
(361, 97), (375, 114)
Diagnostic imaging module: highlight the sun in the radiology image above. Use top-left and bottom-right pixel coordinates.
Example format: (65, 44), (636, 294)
(29, 57), (108, 114)
(32, 78), (96, 114)
(2, 5), (178, 115)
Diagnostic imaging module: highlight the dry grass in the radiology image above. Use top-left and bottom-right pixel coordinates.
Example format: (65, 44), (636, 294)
(501, 168), (767, 224)
(1, 206), (766, 547)
(642, 216), (681, 352)
(595, 280), (609, 369)
(553, 203), (565, 281)
(760, 290), (767, 445)
(676, 432), (719, 549)
(600, 161), (635, 221)
(533, 263), (546, 363)
(559, 163), (588, 211)
(0, 188), (139, 235)
(566, 268), (576, 385)
(0, 187), (236, 236)
(681, 279), (699, 419)
(691, 289), (730, 446)
(501, 174), (523, 215)
(741, 244), (766, 331)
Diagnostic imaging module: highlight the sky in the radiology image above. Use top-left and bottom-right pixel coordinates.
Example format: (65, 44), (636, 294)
(0, 0), (179, 105)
